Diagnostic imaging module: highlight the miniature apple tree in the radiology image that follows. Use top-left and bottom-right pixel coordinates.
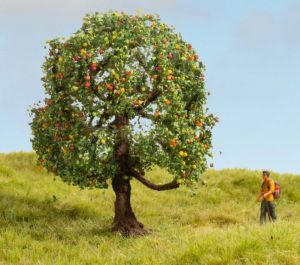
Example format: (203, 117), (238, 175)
(29, 11), (217, 235)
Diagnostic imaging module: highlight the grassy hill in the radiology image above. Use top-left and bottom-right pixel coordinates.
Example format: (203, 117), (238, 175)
(0, 152), (299, 265)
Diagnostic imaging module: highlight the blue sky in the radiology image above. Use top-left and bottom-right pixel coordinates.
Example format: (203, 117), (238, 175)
(0, 0), (299, 173)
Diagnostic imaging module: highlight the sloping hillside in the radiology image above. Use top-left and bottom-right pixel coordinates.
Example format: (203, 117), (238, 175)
(0, 152), (299, 265)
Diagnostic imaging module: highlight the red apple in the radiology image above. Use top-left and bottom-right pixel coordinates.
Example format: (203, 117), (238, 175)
(106, 83), (114, 91)
(90, 62), (97, 71)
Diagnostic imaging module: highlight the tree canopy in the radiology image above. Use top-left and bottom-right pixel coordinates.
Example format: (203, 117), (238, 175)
(30, 11), (217, 191)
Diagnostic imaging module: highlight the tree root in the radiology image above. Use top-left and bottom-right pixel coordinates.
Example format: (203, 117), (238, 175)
(112, 219), (150, 236)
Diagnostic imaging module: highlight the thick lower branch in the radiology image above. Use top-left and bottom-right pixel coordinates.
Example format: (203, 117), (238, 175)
(131, 170), (179, 191)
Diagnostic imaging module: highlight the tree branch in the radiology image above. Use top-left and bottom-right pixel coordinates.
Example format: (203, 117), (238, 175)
(130, 170), (179, 191)
(133, 90), (160, 113)
(93, 111), (111, 129)
(136, 110), (154, 120)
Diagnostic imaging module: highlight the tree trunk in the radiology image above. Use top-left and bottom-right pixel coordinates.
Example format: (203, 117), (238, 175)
(112, 174), (147, 236)
(110, 115), (179, 235)
(111, 115), (147, 236)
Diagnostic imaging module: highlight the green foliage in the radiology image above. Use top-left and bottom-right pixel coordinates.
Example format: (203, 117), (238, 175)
(0, 153), (299, 264)
(29, 11), (217, 189)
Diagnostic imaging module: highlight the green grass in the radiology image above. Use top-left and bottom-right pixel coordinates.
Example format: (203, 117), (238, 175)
(0, 152), (299, 265)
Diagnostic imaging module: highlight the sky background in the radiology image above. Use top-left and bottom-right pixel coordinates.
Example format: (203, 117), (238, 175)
(0, 0), (299, 174)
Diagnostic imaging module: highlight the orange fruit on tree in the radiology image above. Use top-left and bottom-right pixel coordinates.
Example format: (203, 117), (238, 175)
(165, 99), (171, 106)
(56, 73), (64, 79)
(154, 111), (160, 117)
(195, 120), (203, 127)
(170, 138), (177, 147)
